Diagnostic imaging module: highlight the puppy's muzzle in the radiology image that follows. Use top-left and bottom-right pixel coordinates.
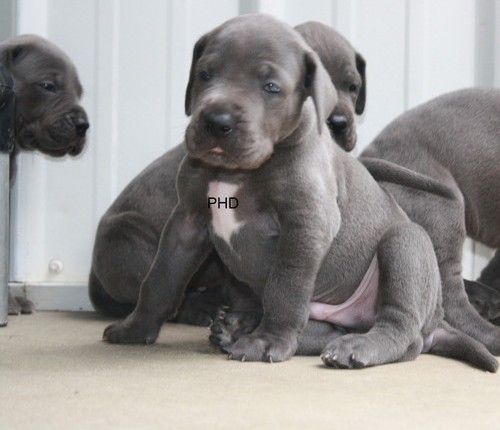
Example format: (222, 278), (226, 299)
(203, 108), (235, 138)
(327, 102), (356, 152)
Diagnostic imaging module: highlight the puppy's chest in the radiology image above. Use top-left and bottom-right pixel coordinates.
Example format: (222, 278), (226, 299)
(207, 181), (245, 244)
(206, 180), (279, 280)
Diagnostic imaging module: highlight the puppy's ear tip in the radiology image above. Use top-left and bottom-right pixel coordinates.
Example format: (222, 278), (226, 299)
(0, 44), (26, 68)
(303, 51), (317, 89)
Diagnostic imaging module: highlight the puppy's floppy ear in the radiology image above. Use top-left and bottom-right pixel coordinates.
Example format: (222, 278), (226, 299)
(303, 50), (338, 134)
(0, 41), (29, 70)
(355, 52), (366, 114)
(185, 33), (210, 116)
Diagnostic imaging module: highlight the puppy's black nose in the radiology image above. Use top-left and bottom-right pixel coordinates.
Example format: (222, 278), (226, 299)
(204, 110), (235, 137)
(73, 117), (90, 137)
(329, 114), (348, 132)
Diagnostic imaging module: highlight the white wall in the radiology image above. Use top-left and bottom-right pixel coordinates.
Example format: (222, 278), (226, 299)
(7, 0), (500, 310)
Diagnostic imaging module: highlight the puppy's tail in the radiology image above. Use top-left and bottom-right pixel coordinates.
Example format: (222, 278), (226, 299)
(360, 157), (456, 199)
(425, 321), (498, 372)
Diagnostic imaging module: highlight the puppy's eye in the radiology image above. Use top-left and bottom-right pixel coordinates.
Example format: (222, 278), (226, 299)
(40, 81), (57, 93)
(199, 71), (210, 81)
(264, 83), (281, 93)
(349, 84), (358, 92)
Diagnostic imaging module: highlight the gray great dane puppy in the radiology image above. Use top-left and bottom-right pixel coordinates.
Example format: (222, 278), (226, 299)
(361, 88), (500, 352)
(102, 14), (497, 371)
(88, 21), (367, 324)
(0, 34), (89, 314)
(295, 21), (366, 151)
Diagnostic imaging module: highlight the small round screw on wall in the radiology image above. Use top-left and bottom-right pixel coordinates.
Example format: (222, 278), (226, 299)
(48, 259), (64, 274)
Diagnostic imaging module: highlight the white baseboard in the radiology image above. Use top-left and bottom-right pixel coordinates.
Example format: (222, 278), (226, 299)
(9, 282), (94, 311)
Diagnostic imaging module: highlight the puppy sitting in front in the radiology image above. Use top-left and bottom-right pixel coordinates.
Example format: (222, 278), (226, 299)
(103, 14), (497, 371)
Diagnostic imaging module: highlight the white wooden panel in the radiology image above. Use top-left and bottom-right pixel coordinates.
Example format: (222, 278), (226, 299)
(496, 1), (500, 87)
(406, 0), (476, 109)
(279, 0), (335, 26)
(349, 0), (407, 152)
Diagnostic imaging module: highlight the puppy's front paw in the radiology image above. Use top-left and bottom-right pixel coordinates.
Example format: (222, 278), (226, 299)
(103, 316), (160, 344)
(321, 334), (377, 369)
(224, 331), (297, 363)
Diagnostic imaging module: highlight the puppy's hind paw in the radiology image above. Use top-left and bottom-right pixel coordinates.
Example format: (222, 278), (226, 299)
(209, 310), (261, 350)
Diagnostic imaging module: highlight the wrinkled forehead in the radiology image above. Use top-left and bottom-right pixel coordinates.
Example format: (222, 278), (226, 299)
(14, 48), (83, 96)
(202, 21), (305, 77)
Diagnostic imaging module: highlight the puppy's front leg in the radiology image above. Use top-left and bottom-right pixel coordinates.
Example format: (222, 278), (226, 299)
(103, 205), (212, 344)
(225, 215), (333, 362)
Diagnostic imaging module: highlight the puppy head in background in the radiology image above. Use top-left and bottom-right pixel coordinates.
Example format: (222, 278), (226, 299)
(184, 14), (337, 170)
(296, 21), (366, 152)
(0, 34), (89, 157)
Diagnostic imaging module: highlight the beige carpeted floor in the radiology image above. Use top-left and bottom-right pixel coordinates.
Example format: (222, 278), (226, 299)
(1, 311), (499, 429)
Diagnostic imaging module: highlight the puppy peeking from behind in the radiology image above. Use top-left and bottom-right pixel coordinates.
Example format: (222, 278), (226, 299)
(0, 34), (89, 314)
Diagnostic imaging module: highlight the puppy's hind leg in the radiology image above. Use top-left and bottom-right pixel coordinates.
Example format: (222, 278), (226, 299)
(88, 269), (135, 318)
(322, 223), (439, 369)
(296, 320), (347, 356)
(89, 211), (158, 317)
(424, 320), (498, 372)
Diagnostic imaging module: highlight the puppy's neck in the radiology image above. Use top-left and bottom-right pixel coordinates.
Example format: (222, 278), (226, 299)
(277, 99), (319, 150)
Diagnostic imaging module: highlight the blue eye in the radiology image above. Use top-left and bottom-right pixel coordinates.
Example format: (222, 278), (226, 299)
(264, 82), (281, 93)
(40, 81), (57, 93)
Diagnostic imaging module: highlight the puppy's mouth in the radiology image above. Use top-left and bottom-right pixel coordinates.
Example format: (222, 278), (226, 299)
(193, 144), (273, 170)
(198, 145), (243, 169)
(17, 114), (88, 157)
(210, 146), (225, 155)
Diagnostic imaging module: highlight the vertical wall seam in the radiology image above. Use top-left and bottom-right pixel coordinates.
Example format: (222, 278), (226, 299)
(403, 0), (410, 111)
(91, 0), (100, 230)
(110, 0), (120, 198)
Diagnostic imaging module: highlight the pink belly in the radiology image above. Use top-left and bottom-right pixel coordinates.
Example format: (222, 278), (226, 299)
(309, 255), (379, 331)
